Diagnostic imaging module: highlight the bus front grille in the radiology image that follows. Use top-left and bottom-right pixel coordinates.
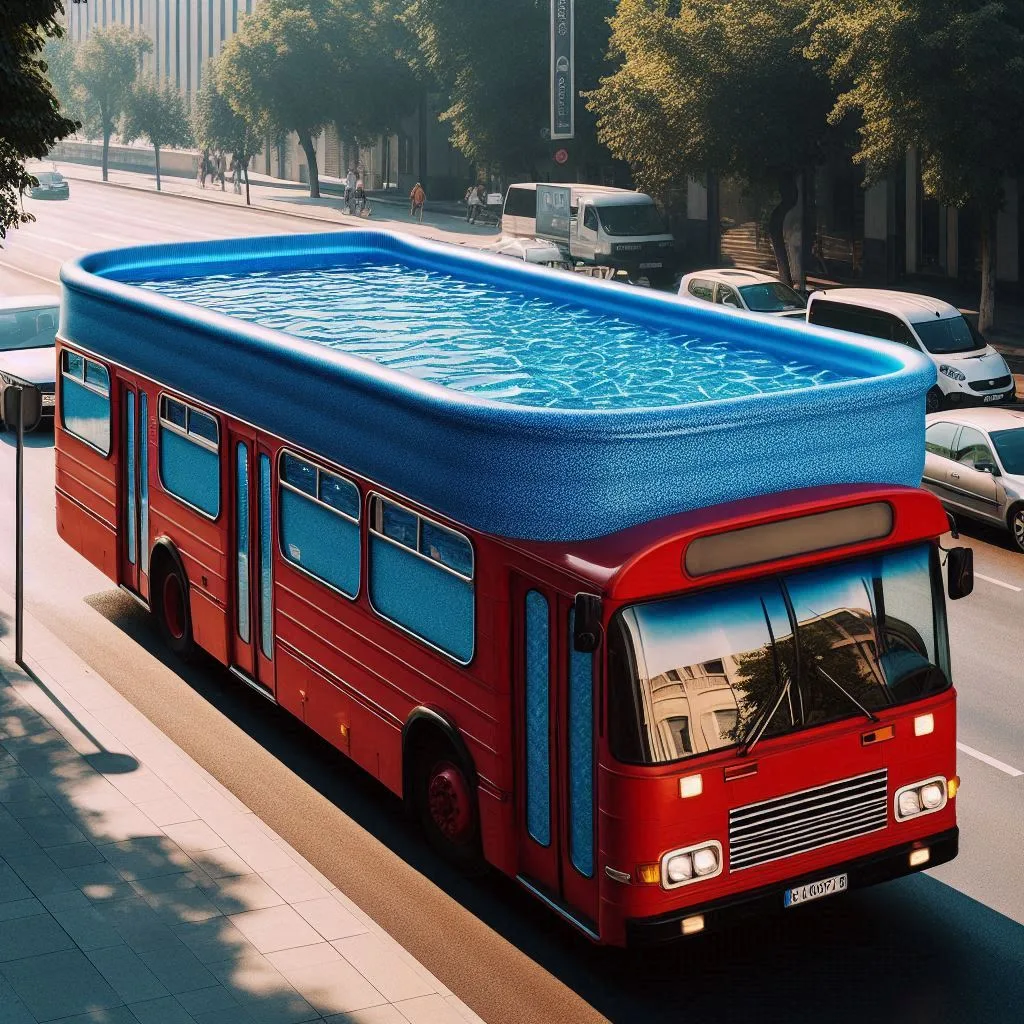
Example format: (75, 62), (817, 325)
(728, 769), (888, 871)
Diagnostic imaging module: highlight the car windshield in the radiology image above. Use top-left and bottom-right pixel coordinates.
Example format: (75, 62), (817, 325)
(739, 282), (807, 312)
(596, 203), (667, 236)
(607, 544), (949, 765)
(34, 172), (60, 184)
(913, 315), (985, 354)
(0, 306), (60, 351)
(991, 427), (1024, 475)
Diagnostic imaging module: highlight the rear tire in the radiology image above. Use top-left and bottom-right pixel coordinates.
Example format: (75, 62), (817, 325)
(926, 387), (944, 413)
(152, 555), (195, 659)
(410, 734), (483, 872)
(1009, 504), (1024, 554)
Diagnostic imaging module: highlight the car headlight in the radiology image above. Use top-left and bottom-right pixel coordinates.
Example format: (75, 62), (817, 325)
(661, 841), (723, 889)
(895, 777), (947, 821)
(939, 364), (966, 381)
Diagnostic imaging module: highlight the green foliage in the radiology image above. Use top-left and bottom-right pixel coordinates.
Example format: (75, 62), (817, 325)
(192, 58), (262, 161)
(121, 75), (192, 189)
(403, 0), (616, 174)
(589, 0), (835, 197)
(0, 0), (79, 239)
(43, 34), (83, 123)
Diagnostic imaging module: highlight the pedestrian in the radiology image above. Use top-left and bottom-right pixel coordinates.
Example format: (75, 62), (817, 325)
(197, 149), (209, 188)
(409, 181), (425, 222)
(344, 167), (357, 214)
(217, 151), (227, 191)
(231, 154), (243, 195)
(467, 183), (484, 224)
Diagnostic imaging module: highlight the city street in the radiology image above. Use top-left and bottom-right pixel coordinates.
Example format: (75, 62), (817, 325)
(1, 179), (1023, 1023)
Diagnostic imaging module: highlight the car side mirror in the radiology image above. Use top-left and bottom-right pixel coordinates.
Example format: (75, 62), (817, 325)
(573, 593), (603, 653)
(2, 384), (41, 430)
(975, 460), (999, 477)
(947, 546), (974, 600)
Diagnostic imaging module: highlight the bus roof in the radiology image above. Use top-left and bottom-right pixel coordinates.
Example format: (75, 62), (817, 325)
(60, 230), (934, 543)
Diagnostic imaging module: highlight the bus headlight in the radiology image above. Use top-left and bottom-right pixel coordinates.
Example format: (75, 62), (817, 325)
(895, 777), (947, 821)
(661, 841), (723, 889)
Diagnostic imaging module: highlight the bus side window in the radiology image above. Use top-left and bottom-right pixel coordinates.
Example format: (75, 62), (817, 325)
(158, 395), (220, 518)
(60, 351), (111, 455)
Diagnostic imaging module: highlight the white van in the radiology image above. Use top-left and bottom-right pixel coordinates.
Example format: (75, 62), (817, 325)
(501, 183), (677, 283)
(806, 289), (1015, 412)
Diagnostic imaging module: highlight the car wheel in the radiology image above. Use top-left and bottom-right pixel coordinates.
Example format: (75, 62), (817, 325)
(926, 387), (944, 414)
(1009, 504), (1024, 554)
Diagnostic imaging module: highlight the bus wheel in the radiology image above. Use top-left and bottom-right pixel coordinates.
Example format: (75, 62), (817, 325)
(152, 556), (195, 660)
(413, 739), (482, 871)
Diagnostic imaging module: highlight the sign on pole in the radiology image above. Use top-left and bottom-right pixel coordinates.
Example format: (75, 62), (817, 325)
(551, 0), (575, 140)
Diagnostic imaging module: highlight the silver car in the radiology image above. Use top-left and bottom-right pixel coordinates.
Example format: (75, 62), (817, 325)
(922, 409), (1024, 552)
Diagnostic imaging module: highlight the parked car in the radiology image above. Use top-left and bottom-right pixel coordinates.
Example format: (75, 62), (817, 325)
(922, 409), (1024, 552)
(28, 169), (70, 200)
(0, 296), (60, 431)
(807, 289), (1015, 412)
(677, 269), (807, 318)
(482, 236), (572, 271)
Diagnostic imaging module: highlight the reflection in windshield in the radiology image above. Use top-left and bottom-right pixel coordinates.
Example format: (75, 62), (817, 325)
(739, 282), (806, 313)
(913, 315), (985, 354)
(596, 203), (667, 236)
(0, 307), (59, 351)
(608, 544), (949, 765)
(991, 428), (1024, 475)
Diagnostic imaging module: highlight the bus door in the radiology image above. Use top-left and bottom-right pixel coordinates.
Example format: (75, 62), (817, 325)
(118, 379), (150, 601)
(513, 576), (601, 937)
(229, 427), (276, 698)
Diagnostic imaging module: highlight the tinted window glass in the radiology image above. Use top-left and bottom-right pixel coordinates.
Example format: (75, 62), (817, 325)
(596, 203), (666, 236)
(163, 397), (187, 430)
(583, 206), (599, 231)
(739, 282), (806, 313)
(381, 501), (418, 548)
(318, 470), (359, 518)
(85, 360), (109, 394)
(420, 520), (473, 577)
(63, 350), (84, 378)
(953, 426), (994, 467)
(0, 306), (60, 351)
(991, 428), (1024, 474)
(504, 187), (536, 219)
(688, 279), (714, 302)
(281, 453), (317, 495)
(810, 301), (893, 340)
(925, 421), (959, 459)
(716, 285), (741, 308)
(188, 409), (218, 444)
(914, 315), (985, 355)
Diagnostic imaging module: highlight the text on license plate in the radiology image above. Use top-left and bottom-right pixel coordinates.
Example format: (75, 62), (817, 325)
(41, 394), (55, 406)
(785, 873), (848, 907)
(983, 394), (1002, 402)
(639, 262), (663, 269)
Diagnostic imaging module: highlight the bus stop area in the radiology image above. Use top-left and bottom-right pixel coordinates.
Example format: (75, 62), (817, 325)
(0, 589), (485, 1024)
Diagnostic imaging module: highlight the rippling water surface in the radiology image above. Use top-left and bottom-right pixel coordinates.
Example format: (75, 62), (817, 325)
(138, 262), (856, 410)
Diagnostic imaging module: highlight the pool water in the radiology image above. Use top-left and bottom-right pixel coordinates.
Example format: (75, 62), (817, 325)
(139, 262), (856, 410)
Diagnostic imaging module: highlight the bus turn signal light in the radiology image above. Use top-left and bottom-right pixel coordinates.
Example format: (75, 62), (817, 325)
(637, 863), (661, 885)
(861, 724), (895, 746)
(948, 776), (959, 799)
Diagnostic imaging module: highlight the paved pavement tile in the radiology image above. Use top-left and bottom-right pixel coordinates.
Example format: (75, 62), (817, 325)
(36, 1007), (140, 1024)
(48, 840), (109, 868)
(0, 972), (35, 1024)
(394, 994), (474, 1024)
(326, 1007), (408, 1024)
(0, 896), (45, 922)
(98, 896), (183, 952)
(0, 911), (75, 961)
(266, 942), (341, 973)
(87, 943), (171, 1003)
(191, 846), (253, 880)
(259, 866), (329, 905)
(206, 951), (319, 1024)
(162, 821), (227, 854)
(200, 873), (286, 914)
(0, 947), (122, 1020)
(20, 807), (89, 847)
(173, 917), (261, 965)
(4, 849), (77, 896)
(137, 942), (220, 994)
(49, 896), (127, 951)
(228, 905), (323, 954)
(0, 860), (33, 902)
(274, 952), (387, 1016)
(100, 836), (198, 881)
(141, 885), (224, 925)
(135, 797), (199, 828)
(175, 983), (249, 1015)
(126, 995), (199, 1023)
(333, 933), (436, 1002)
(292, 897), (366, 941)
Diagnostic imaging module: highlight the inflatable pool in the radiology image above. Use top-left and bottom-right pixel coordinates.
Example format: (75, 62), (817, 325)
(60, 230), (935, 541)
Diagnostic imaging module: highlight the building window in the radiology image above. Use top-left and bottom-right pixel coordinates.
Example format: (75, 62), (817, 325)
(158, 395), (220, 517)
(368, 495), (474, 663)
(60, 350), (111, 455)
(279, 450), (361, 599)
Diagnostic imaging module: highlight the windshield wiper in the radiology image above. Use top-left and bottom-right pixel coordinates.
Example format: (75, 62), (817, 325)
(811, 663), (879, 724)
(740, 675), (793, 757)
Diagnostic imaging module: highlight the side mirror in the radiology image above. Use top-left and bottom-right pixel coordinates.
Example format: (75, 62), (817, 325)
(573, 593), (603, 653)
(2, 384), (42, 430)
(975, 460), (999, 477)
(947, 546), (974, 600)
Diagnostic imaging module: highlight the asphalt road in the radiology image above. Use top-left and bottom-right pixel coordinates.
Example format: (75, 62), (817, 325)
(1, 179), (1023, 1024)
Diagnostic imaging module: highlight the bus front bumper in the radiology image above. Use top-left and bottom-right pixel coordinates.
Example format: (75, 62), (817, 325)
(624, 826), (958, 946)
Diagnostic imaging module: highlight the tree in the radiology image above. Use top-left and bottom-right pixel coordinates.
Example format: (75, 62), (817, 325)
(191, 59), (263, 205)
(120, 76), (192, 192)
(73, 24), (151, 182)
(587, 0), (836, 284)
(808, 0), (1024, 332)
(404, 0), (616, 179)
(0, 1), (79, 240)
(43, 34), (83, 123)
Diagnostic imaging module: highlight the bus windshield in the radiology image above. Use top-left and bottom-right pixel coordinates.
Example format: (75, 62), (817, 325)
(607, 544), (949, 765)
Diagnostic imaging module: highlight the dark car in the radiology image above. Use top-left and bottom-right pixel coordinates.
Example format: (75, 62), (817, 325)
(28, 170), (70, 200)
(0, 296), (60, 431)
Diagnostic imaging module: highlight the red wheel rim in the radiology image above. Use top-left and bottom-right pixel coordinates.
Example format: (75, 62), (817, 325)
(427, 761), (472, 843)
(162, 573), (186, 641)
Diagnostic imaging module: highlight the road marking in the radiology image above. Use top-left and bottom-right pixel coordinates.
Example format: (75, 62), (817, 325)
(957, 742), (1023, 777)
(20, 231), (89, 252)
(0, 260), (57, 286)
(975, 572), (1022, 593)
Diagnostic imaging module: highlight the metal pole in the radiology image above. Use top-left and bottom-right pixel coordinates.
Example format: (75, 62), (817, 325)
(14, 385), (24, 666)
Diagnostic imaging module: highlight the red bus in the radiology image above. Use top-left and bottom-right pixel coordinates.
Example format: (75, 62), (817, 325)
(56, 231), (971, 945)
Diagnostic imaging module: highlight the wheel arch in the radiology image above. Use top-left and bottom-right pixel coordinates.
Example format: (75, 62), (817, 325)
(401, 706), (478, 804)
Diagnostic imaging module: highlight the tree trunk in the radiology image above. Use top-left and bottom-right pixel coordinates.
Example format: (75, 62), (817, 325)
(244, 165), (251, 207)
(299, 131), (320, 198)
(154, 144), (161, 191)
(101, 118), (111, 182)
(979, 206), (998, 334)
(767, 173), (799, 286)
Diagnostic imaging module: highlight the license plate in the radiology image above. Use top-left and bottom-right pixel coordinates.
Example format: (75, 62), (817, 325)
(983, 393), (1003, 403)
(639, 262), (663, 270)
(784, 872), (848, 908)
(41, 394), (55, 407)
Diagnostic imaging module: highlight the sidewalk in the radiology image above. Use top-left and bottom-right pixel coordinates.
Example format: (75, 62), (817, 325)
(0, 592), (484, 1024)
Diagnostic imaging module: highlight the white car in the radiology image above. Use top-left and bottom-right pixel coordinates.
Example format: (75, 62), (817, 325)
(678, 269), (807, 319)
(806, 289), (1015, 412)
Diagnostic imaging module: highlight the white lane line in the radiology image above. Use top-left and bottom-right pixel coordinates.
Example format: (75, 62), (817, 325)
(975, 572), (1022, 593)
(957, 742), (1023, 777)
(0, 260), (58, 286)
(19, 231), (90, 252)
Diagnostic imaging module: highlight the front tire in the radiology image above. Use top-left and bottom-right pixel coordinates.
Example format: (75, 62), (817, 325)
(152, 556), (195, 659)
(926, 387), (944, 414)
(1009, 504), (1024, 554)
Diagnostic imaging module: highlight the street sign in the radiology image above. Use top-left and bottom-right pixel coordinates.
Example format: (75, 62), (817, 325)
(554, 148), (569, 165)
(550, 0), (575, 140)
